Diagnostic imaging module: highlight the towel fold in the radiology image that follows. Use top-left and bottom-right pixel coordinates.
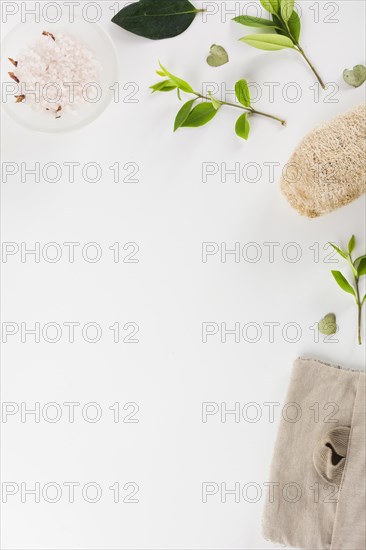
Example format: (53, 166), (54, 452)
(263, 357), (365, 549)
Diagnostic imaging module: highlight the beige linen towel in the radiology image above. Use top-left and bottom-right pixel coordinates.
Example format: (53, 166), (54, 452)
(263, 358), (365, 549)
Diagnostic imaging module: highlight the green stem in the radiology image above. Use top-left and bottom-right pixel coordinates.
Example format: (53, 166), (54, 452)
(296, 44), (326, 90)
(282, 18), (325, 90)
(194, 93), (286, 126)
(354, 275), (362, 346)
(350, 253), (362, 345)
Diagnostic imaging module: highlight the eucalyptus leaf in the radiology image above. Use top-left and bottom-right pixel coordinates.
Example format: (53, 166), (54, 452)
(281, 0), (295, 22)
(348, 235), (356, 254)
(235, 79), (251, 107)
(331, 271), (356, 297)
(181, 102), (217, 127)
(260, 0), (279, 14)
(318, 313), (337, 335)
(150, 80), (177, 92)
(233, 15), (280, 28)
(111, 0), (202, 40)
(207, 44), (229, 67)
(174, 99), (196, 131)
(159, 63), (194, 93)
(235, 113), (250, 140)
(343, 65), (366, 88)
(240, 33), (294, 51)
(357, 257), (366, 277)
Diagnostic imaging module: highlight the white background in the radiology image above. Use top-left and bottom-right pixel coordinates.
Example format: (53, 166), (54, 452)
(1, 1), (366, 549)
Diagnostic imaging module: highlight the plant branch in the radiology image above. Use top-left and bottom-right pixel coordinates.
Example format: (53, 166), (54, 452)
(349, 252), (362, 345)
(279, 17), (326, 90)
(193, 92), (286, 126)
(295, 44), (326, 90)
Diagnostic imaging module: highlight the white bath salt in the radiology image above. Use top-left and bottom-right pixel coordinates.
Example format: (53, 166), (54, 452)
(13, 31), (100, 117)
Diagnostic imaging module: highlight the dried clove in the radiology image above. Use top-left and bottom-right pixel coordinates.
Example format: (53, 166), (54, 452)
(8, 71), (20, 83)
(15, 95), (26, 103)
(42, 31), (56, 41)
(8, 57), (18, 67)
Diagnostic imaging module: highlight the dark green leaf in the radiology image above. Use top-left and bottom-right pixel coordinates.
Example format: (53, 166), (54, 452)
(287, 11), (301, 42)
(235, 113), (250, 140)
(354, 254), (366, 268)
(159, 63), (194, 93)
(260, 0), (279, 14)
(318, 313), (337, 335)
(272, 13), (288, 36)
(174, 99), (196, 131)
(272, 11), (300, 41)
(331, 271), (356, 297)
(233, 15), (280, 28)
(329, 243), (348, 260)
(348, 235), (356, 254)
(111, 0), (201, 40)
(150, 80), (177, 92)
(181, 102), (217, 127)
(357, 257), (366, 277)
(240, 34), (294, 50)
(235, 79), (251, 107)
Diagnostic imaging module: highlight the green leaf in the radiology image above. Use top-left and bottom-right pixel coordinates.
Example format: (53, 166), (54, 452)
(287, 11), (301, 42)
(207, 44), (229, 67)
(111, 0), (201, 40)
(281, 0), (295, 22)
(272, 12), (300, 41)
(329, 243), (349, 260)
(158, 63), (194, 93)
(318, 313), (337, 336)
(150, 80), (177, 92)
(174, 99), (196, 131)
(209, 94), (222, 110)
(260, 0), (279, 14)
(354, 254), (366, 268)
(235, 79), (251, 107)
(181, 102), (217, 128)
(156, 70), (166, 76)
(240, 34), (294, 51)
(233, 15), (280, 28)
(362, 294), (366, 306)
(357, 257), (366, 277)
(331, 271), (356, 297)
(348, 235), (356, 254)
(343, 65), (366, 88)
(235, 113), (250, 140)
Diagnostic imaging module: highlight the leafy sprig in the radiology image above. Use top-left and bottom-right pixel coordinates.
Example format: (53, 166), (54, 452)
(233, 0), (325, 89)
(329, 235), (366, 345)
(150, 63), (286, 141)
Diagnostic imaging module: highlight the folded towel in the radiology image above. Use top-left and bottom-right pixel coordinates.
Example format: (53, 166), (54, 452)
(263, 357), (365, 549)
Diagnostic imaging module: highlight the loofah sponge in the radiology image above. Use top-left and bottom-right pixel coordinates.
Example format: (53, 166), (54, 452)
(281, 104), (366, 218)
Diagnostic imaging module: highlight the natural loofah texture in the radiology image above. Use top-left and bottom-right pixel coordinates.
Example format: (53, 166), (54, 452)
(281, 104), (366, 218)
